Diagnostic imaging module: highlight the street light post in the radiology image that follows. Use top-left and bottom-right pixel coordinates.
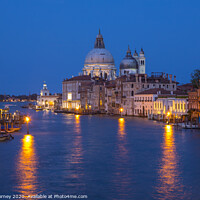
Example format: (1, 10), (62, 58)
(120, 108), (123, 117)
(25, 116), (30, 134)
(167, 112), (171, 124)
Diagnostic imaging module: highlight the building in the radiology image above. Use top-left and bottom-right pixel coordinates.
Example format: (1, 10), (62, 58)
(134, 88), (188, 119)
(120, 46), (145, 76)
(82, 30), (116, 80)
(105, 72), (178, 115)
(62, 75), (92, 111)
(37, 82), (61, 110)
(153, 91), (188, 120)
(134, 89), (159, 117)
(188, 89), (200, 111)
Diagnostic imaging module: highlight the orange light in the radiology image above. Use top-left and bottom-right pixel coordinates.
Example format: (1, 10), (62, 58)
(25, 117), (30, 123)
(167, 112), (171, 117)
(120, 108), (123, 112)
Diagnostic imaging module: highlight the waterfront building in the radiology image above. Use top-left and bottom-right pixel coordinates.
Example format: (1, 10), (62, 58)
(82, 30), (116, 80)
(134, 89), (158, 116)
(120, 46), (145, 76)
(105, 73), (178, 115)
(134, 88), (188, 119)
(62, 75), (92, 110)
(37, 82), (61, 110)
(188, 89), (200, 111)
(153, 91), (188, 120)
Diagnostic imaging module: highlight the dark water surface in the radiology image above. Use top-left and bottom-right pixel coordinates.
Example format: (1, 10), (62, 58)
(0, 102), (200, 200)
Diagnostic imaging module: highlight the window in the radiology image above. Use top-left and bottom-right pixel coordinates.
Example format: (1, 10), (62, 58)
(68, 93), (72, 100)
(131, 91), (134, 96)
(131, 84), (134, 88)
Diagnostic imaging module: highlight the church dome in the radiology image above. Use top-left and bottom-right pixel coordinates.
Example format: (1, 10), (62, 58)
(85, 48), (114, 65)
(84, 29), (115, 65)
(120, 46), (138, 69)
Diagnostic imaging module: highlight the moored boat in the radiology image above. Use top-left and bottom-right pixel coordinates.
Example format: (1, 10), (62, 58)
(0, 134), (13, 141)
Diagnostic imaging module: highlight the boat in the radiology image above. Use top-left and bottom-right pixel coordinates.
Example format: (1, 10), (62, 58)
(179, 123), (200, 129)
(0, 134), (14, 141)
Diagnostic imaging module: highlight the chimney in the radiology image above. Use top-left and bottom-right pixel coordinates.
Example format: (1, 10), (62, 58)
(174, 75), (176, 82)
(145, 74), (147, 83)
(169, 74), (172, 83)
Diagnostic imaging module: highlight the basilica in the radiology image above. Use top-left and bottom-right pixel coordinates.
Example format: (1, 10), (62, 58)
(82, 30), (145, 79)
(62, 30), (181, 118)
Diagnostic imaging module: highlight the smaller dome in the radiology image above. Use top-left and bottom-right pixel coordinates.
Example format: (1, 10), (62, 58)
(120, 46), (138, 69)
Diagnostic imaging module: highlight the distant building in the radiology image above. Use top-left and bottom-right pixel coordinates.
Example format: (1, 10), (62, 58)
(120, 46), (145, 76)
(105, 73), (178, 115)
(188, 89), (200, 111)
(61, 29), (184, 117)
(82, 30), (116, 80)
(62, 75), (92, 110)
(37, 82), (61, 110)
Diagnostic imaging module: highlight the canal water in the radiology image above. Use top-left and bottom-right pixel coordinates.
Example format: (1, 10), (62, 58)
(0, 102), (200, 200)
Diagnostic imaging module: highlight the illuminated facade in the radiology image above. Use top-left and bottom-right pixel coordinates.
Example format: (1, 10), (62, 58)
(62, 75), (91, 110)
(82, 30), (116, 80)
(188, 89), (200, 111)
(105, 73), (178, 115)
(37, 82), (61, 110)
(134, 88), (188, 118)
(153, 96), (188, 119)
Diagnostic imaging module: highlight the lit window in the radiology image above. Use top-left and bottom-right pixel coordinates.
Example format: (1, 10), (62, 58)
(68, 93), (72, 100)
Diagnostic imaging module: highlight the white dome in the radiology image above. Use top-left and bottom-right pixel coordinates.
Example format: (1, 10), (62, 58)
(84, 48), (115, 65)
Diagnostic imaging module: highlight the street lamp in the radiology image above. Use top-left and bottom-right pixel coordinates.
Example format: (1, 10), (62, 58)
(120, 108), (123, 117)
(167, 112), (171, 124)
(75, 105), (80, 114)
(25, 116), (30, 134)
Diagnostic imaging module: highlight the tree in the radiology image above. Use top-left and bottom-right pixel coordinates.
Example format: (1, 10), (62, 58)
(191, 69), (200, 88)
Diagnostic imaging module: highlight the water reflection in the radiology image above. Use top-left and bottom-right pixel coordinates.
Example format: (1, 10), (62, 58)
(66, 115), (84, 188)
(112, 118), (132, 199)
(118, 118), (125, 136)
(156, 125), (183, 199)
(16, 135), (38, 196)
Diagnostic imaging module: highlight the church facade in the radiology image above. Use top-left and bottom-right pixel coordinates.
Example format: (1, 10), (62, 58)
(82, 30), (116, 80)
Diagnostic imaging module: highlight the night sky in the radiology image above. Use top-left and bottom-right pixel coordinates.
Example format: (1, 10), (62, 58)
(0, 0), (199, 95)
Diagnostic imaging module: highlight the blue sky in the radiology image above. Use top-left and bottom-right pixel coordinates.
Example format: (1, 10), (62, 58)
(0, 0), (199, 94)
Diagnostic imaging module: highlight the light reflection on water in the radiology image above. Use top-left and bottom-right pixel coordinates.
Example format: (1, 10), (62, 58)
(1, 102), (200, 199)
(15, 134), (38, 196)
(66, 114), (85, 188)
(111, 118), (132, 199)
(155, 125), (183, 199)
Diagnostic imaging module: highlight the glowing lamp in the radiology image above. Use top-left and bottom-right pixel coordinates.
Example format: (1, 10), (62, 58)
(25, 116), (30, 123)
(167, 112), (171, 117)
(120, 108), (123, 112)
